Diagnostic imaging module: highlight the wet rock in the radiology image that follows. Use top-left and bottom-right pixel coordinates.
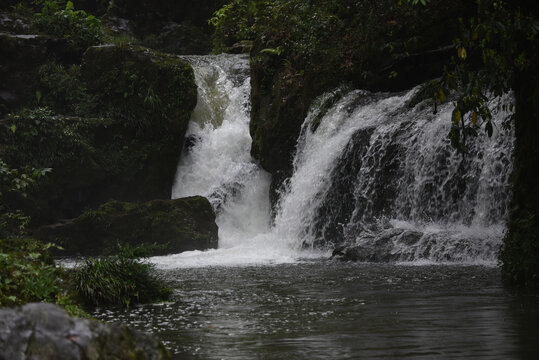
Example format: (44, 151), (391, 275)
(34, 196), (218, 256)
(332, 228), (423, 262)
(0, 303), (171, 360)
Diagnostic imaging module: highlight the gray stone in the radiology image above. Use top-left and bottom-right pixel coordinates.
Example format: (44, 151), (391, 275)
(0, 303), (171, 360)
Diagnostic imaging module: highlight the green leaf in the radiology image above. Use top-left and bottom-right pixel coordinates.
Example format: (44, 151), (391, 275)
(66, 1), (75, 11)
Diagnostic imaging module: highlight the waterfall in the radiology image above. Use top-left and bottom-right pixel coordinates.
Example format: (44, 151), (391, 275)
(158, 54), (317, 267)
(156, 55), (513, 268)
(273, 88), (514, 264)
(171, 54), (271, 244)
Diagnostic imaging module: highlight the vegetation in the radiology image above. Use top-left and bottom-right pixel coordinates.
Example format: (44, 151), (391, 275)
(0, 160), (86, 316)
(0, 1), (196, 313)
(73, 244), (172, 308)
(34, 1), (103, 54)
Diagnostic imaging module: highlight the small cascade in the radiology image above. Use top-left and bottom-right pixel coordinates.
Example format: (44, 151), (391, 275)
(171, 54), (272, 246)
(163, 54), (311, 267)
(273, 88), (514, 264)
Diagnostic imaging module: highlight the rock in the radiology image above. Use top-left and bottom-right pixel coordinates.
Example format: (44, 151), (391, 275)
(34, 196), (219, 256)
(0, 302), (171, 360)
(82, 44), (196, 136)
(332, 228), (423, 262)
(106, 0), (227, 55)
(0, 30), (67, 113)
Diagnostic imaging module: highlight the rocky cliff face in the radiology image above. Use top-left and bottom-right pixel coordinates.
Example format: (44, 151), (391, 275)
(0, 45), (197, 224)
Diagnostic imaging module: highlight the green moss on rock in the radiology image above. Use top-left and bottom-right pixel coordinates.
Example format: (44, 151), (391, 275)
(34, 196), (218, 256)
(82, 44), (196, 136)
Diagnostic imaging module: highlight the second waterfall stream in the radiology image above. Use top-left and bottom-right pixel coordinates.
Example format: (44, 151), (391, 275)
(151, 54), (514, 269)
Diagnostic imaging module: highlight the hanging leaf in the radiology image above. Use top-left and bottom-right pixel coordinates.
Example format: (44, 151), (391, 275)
(439, 89), (446, 103)
(458, 46), (467, 60)
(452, 108), (461, 124)
(471, 111), (478, 125)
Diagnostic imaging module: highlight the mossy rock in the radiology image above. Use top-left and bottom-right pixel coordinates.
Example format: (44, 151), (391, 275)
(34, 196), (218, 256)
(82, 44), (196, 136)
(0, 303), (171, 360)
(106, 0), (226, 55)
(0, 31), (67, 113)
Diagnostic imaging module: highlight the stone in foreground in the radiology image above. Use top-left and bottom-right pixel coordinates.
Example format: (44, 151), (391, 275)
(0, 303), (171, 360)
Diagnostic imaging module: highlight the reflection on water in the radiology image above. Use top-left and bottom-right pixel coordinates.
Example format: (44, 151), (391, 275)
(93, 262), (539, 359)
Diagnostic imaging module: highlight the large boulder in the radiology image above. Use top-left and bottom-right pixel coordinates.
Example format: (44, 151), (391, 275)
(0, 302), (171, 360)
(34, 196), (219, 256)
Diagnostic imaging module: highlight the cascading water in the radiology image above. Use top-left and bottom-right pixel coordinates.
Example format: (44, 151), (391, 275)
(171, 54), (270, 243)
(155, 55), (513, 268)
(156, 54), (317, 268)
(274, 88), (514, 264)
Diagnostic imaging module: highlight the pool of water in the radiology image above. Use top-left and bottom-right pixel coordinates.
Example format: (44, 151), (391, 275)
(93, 261), (539, 359)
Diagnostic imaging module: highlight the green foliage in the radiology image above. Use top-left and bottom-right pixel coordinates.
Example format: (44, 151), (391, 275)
(0, 237), (89, 317)
(0, 158), (86, 314)
(0, 158), (51, 236)
(433, 0), (538, 153)
(2, 107), (94, 168)
(0, 237), (58, 306)
(37, 63), (96, 116)
(407, 0), (430, 6)
(82, 45), (196, 137)
(34, 0), (103, 53)
(73, 244), (172, 307)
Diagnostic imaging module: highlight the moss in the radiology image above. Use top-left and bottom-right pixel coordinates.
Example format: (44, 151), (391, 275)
(82, 44), (196, 137)
(34, 197), (218, 256)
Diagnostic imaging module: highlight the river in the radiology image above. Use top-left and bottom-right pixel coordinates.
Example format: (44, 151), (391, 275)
(93, 262), (539, 359)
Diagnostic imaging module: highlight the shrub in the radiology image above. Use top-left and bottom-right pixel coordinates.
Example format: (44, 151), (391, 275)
(73, 244), (172, 307)
(37, 63), (96, 116)
(34, 1), (103, 53)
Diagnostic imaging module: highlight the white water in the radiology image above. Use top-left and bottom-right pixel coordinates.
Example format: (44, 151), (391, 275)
(157, 54), (326, 268)
(276, 89), (513, 265)
(153, 56), (514, 268)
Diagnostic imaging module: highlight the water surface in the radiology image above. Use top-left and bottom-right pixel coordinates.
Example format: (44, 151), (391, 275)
(93, 261), (539, 359)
